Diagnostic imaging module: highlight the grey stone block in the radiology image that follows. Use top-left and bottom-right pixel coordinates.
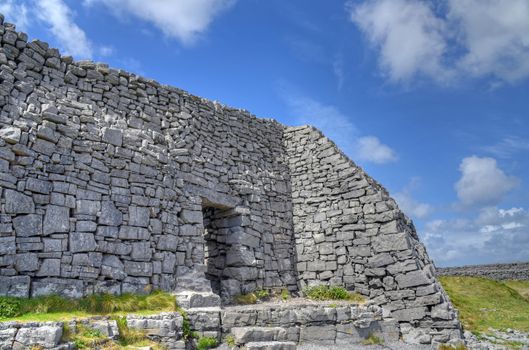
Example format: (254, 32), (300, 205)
(13, 214), (42, 237)
(43, 205), (70, 234)
(4, 189), (35, 214)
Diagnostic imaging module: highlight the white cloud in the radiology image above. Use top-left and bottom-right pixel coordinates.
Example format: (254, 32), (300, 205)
(350, 0), (450, 83)
(84, 0), (236, 45)
(356, 136), (398, 164)
(0, 0), (30, 30)
(482, 136), (529, 158)
(283, 92), (398, 165)
(349, 0), (529, 84)
(455, 156), (519, 207)
(449, 0), (529, 82)
(423, 207), (529, 266)
(36, 0), (93, 58)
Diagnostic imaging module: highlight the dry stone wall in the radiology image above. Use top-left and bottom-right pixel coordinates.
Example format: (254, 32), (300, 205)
(0, 15), (296, 301)
(284, 126), (462, 344)
(0, 14), (462, 344)
(438, 262), (529, 281)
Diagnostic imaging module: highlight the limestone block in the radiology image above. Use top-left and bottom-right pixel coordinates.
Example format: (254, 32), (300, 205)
(129, 206), (150, 227)
(0, 328), (17, 349)
(15, 253), (39, 272)
(0, 276), (30, 298)
(26, 178), (52, 194)
(70, 232), (97, 253)
(131, 241), (152, 261)
(76, 200), (100, 216)
(180, 209), (203, 224)
(4, 189), (35, 214)
(395, 270), (432, 288)
(0, 236), (15, 255)
(36, 259), (61, 277)
(43, 205), (70, 234)
(12, 214), (42, 237)
(102, 127), (123, 146)
(372, 232), (410, 253)
(157, 234), (178, 251)
(231, 326), (288, 344)
(31, 278), (85, 298)
(392, 307), (427, 322)
(13, 325), (62, 349)
(299, 325), (336, 344)
(0, 126), (21, 144)
(99, 201), (122, 226)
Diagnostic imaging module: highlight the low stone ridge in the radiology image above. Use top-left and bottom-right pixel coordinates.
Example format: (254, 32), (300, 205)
(0, 302), (398, 349)
(0, 13), (462, 345)
(437, 262), (529, 281)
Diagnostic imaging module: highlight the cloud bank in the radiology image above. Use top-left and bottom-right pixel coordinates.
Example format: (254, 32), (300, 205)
(424, 207), (529, 266)
(84, 0), (236, 45)
(350, 0), (529, 84)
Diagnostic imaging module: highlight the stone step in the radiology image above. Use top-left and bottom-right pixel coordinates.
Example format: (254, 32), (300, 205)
(245, 341), (297, 350)
(231, 326), (288, 344)
(175, 291), (221, 309)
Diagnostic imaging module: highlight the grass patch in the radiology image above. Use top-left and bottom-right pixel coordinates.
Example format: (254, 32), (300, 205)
(196, 336), (218, 350)
(304, 285), (365, 302)
(503, 280), (529, 302)
(439, 276), (529, 332)
(0, 290), (176, 322)
(224, 335), (236, 347)
(361, 333), (383, 345)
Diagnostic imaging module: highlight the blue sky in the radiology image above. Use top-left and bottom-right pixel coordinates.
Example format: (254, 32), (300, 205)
(2, 0), (529, 267)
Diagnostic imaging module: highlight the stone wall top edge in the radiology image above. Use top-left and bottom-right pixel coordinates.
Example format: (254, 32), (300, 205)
(0, 14), (287, 131)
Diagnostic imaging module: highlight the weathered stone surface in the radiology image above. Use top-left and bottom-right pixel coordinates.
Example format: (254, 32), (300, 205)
(129, 206), (150, 227)
(99, 201), (122, 226)
(0, 126), (21, 144)
(70, 232), (97, 253)
(12, 214), (42, 237)
(14, 325), (62, 349)
(4, 189), (34, 214)
(102, 127), (123, 146)
(0, 276), (30, 298)
(43, 205), (70, 234)
(396, 270), (432, 289)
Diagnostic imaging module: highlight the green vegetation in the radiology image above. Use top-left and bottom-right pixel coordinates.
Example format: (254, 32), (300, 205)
(0, 290), (176, 322)
(361, 333), (383, 345)
(503, 280), (529, 301)
(439, 276), (529, 332)
(280, 288), (290, 301)
(224, 335), (236, 347)
(67, 323), (107, 349)
(304, 285), (365, 302)
(196, 336), (218, 350)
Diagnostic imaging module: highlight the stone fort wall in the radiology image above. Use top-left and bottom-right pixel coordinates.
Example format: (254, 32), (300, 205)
(438, 262), (529, 281)
(0, 16), (461, 344)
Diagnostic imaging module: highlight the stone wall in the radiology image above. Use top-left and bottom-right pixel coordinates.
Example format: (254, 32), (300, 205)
(437, 262), (529, 281)
(0, 16), (296, 300)
(0, 14), (463, 344)
(284, 126), (461, 344)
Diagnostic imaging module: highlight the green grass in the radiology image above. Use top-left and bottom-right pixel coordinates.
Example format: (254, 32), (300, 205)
(438, 344), (468, 350)
(0, 290), (176, 322)
(503, 280), (529, 301)
(303, 285), (365, 302)
(439, 276), (529, 333)
(361, 333), (384, 345)
(196, 336), (218, 350)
